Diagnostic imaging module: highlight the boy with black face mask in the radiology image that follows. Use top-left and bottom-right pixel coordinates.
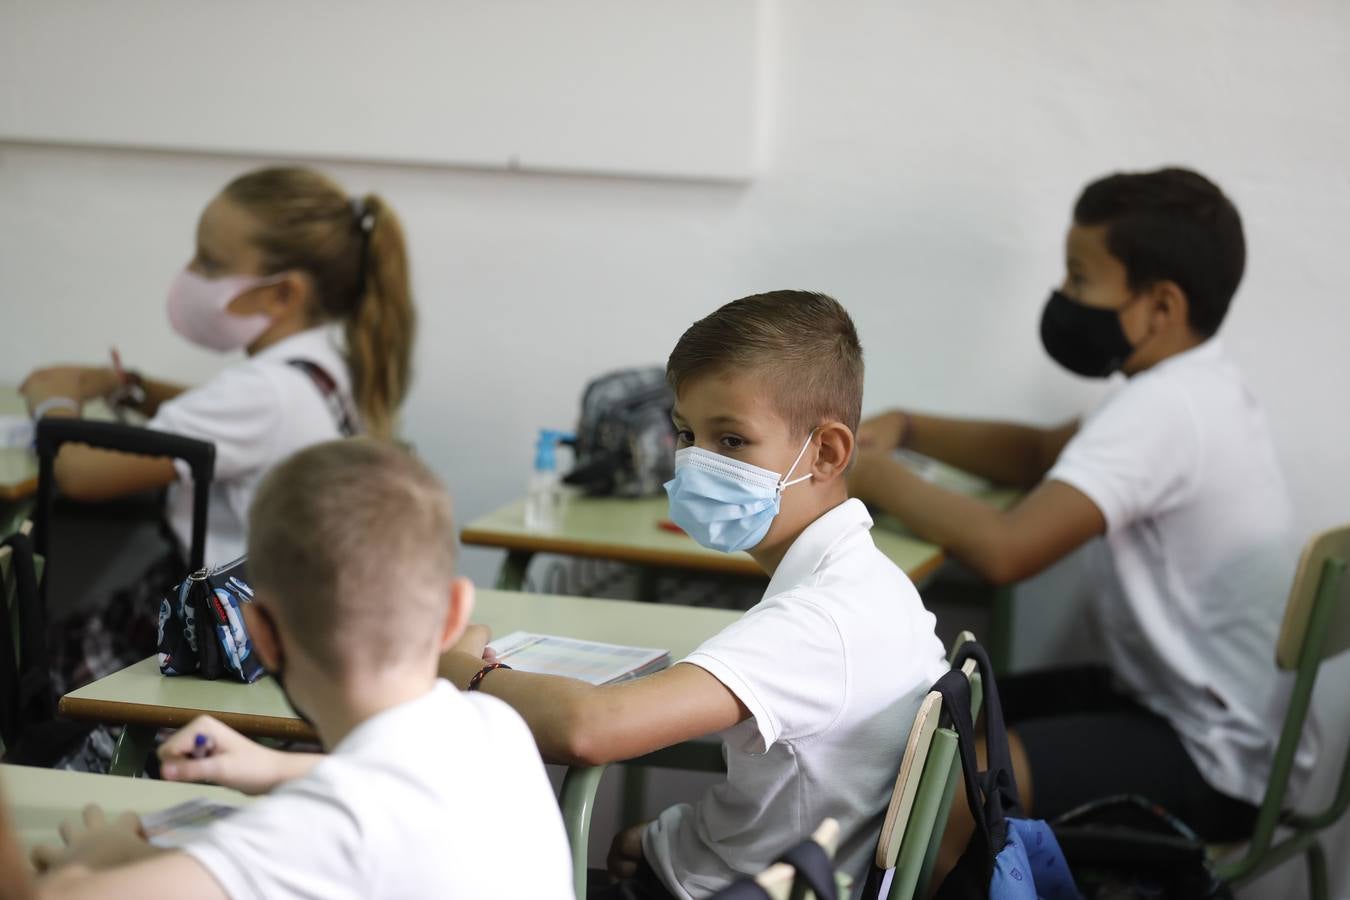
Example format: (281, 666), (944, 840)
(848, 167), (1316, 870)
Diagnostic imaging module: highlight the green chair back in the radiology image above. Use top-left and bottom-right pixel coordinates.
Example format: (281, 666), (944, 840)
(1216, 525), (1350, 898)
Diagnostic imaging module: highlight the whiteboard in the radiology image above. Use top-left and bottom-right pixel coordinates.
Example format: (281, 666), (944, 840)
(0, 0), (761, 182)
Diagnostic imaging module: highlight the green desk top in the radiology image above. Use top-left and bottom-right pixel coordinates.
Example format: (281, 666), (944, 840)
(0, 389), (35, 502)
(60, 588), (743, 740)
(461, 466), (1018, 584)
(0, 388), (117, 502)
(1, 763), (250, 855)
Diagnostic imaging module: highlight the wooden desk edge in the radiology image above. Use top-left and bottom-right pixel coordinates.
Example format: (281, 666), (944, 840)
(460, 527), (765, 577)
(462, 527), (951, 584)
(59, 695), (318, 743)
(0, 476), (36, 503)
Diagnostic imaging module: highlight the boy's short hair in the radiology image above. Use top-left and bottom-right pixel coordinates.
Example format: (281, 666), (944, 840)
(666, 290), (864, 437)
(1074, 167), (1245, 337)
(247, 438), (456, 670)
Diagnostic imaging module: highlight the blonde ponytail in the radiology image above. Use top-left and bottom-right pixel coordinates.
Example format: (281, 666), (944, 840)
(346, 194), (414, 440)
(224, 168), (416, 440)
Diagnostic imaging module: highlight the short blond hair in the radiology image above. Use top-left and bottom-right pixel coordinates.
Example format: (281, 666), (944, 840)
(247, 438), (455, 670)
(666, 291), (864, 436)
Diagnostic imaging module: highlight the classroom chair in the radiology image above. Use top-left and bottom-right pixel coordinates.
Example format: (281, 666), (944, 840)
(1211, 525), (1350, 900)
(557, 634), (984, 900)
(710, 818), (843, 900)
(34, 417), (216, 582)
(857, 632), (983, 900)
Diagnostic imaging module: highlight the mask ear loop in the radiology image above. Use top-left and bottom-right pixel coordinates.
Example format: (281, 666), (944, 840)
(776, 428), (818, 494)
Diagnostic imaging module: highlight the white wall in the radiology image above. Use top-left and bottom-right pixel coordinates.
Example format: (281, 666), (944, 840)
(2, 2), (1348, 894)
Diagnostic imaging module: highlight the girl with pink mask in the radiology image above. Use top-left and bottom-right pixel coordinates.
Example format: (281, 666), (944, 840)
(19, 167), (416, 722)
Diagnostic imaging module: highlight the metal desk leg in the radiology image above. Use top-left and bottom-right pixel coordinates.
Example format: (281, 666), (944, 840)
(108, 724), (155, 777)
(621, 766), (647, 834)
(495, 550), (534, 591)
(635, 567), (660, 603)
(560, 764), (608, 900)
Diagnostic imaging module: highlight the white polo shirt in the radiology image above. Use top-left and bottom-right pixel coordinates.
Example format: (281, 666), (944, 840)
(184, 680), (574, 900)
(1047, 338), (1318, 805)
(149, 325), (354, 566)
(643, 499), (949, 898)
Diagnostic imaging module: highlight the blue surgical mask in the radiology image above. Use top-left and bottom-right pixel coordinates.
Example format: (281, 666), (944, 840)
(664, 431), (816, 553)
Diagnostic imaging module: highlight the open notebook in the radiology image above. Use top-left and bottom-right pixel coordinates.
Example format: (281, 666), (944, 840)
(487, 632), (670, 685)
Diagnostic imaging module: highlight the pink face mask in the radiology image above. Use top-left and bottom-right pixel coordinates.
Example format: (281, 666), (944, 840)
(166, 269), (278, 352)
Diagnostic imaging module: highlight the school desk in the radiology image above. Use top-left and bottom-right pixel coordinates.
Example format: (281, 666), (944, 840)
(1, 763), (251, 859)
(1, 388), (118, 536)
(59, 588), (739, 895)
(60, 588), (741, 768)
(462, 462), (1021, 671)
(0, 389), (35, 504)
(462, 461), (1015, 590)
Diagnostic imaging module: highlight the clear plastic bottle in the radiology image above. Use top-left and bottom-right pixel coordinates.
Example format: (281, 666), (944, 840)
(525, 429), (573, 531)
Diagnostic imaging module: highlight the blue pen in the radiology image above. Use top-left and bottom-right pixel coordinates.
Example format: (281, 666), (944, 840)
(190, 733), (214, 760)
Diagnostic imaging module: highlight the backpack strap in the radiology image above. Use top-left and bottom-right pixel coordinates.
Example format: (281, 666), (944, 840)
(0, 532), (53, 737)
(286, 360), (359, 437)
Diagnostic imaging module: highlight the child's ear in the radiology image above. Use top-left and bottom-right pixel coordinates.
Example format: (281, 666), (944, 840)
(811, 422), (855, 483)
(262, 271), (313, 319)
(438, 577), (477, 652)
(243, 602), (282, 673)
(1151, 280), (1190, 333)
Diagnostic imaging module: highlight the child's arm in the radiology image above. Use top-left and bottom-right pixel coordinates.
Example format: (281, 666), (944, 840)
(157, 716), (323, 795)
(36, 851), (227, 900)
(440, 629), (749, 767)
(857, 410), (1078, 488)
(19, 369), (179, 502)
(848, 455), (1105, 585)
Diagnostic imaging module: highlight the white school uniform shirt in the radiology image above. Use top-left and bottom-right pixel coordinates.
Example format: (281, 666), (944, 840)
(149, 325), (354, 566)
(1047, 338), (1318, 806)
(183, 680), (574, 900)
(643, 498), (949, 899)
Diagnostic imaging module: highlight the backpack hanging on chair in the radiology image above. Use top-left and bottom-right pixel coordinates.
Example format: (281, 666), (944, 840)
(933, 640), (1081, 900)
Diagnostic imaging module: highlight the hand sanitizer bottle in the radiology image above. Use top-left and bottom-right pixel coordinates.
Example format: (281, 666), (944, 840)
(525, 429), (573, 531)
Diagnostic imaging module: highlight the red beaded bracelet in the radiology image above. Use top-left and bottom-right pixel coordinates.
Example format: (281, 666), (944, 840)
(468, 661), (511, 692)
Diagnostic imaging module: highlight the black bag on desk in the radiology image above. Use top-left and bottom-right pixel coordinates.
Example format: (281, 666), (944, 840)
(564, 367), (676, 498)
(156, 556), (264, 683)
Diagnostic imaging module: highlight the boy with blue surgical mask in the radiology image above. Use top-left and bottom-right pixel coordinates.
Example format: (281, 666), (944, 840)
(441, 291), (949, 899)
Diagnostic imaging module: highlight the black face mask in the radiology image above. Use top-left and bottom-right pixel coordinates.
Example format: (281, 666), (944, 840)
(1039, 289), (1135, 378)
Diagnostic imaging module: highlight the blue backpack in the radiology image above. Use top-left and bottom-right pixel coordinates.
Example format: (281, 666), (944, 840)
(933, 641), (1080, 900)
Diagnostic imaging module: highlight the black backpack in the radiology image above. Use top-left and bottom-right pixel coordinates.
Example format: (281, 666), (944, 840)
(564, 367), (676, 497)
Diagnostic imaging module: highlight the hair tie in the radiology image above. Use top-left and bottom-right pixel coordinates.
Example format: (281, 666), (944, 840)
(350, 196), (375, 235)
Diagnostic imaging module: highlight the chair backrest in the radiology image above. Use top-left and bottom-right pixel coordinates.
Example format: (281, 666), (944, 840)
(1275, 525), (1350, 670)
(1228, 524), (1350, 872)
(33, 417), (216, 572)
(856, 632), (982, 900)
(874, 691), (942, 871)
(752, 818), (841, 900)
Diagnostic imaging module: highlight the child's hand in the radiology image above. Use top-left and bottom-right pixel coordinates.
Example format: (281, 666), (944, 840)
(451, 624), (492, 659)
(158, 715), (305, 796)
(606, 822), (650, 879)
(856, 410), (909, 452)
(30, 804), (152, 874)
(19, 366), (118, 409)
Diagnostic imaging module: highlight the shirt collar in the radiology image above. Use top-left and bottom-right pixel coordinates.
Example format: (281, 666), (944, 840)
(1149, 336), (1224, 374)
(253, 323), (344, 364)
(764, 498), (874, 597)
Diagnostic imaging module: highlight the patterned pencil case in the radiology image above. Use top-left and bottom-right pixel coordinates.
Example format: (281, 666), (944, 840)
(157, 556), (265, 683)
